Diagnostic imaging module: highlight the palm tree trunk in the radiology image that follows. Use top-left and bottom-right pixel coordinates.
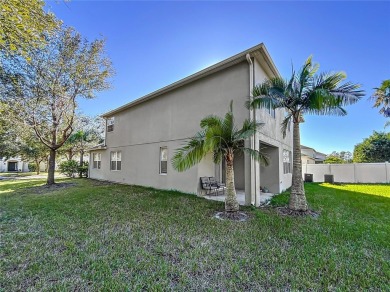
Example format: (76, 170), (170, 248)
(289, 122), (308, 211)
(225, 152), (239, 212)
(47, 149), (56, 185)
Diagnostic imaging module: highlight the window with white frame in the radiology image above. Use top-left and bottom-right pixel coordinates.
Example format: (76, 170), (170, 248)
(107, 117), (115, 132)
(110, 151), (121, 171)
(283, 149), (292, 174)
(160, 147), (168, 174)
(93, 153), (101, 169)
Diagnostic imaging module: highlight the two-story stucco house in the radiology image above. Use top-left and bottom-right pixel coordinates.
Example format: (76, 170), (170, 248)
(89, 43), (293, 206)
(301, 145), (326, 164)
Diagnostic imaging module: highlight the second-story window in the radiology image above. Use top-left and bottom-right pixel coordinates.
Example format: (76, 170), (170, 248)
(107, 117), (115, 132)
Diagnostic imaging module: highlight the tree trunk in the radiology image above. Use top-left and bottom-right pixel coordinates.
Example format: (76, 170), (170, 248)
(35, 159), (40, 175)
(47, 149), (56, 185)
(67, 149), (74, 161)
(225, 152), (239, 212)
(45, 159), (48, 172)
(79, 149), (84, 178)
(289, 121), (308, 211)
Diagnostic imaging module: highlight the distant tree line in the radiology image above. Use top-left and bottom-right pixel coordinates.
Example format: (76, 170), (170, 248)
(325, 131), (390, 164)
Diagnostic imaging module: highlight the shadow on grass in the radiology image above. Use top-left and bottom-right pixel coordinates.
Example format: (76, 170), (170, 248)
(272, 183), (390, 205)
(269, 183), (390, 223)
(0, 178), (75, 197)
(1, 179), (389, 291)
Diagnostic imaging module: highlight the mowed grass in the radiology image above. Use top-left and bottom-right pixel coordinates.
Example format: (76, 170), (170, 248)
(1, 179), (389, 291)
(0, 172), (39, 177)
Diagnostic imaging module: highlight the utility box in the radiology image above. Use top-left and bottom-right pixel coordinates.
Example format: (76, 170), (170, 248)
(304, 173), (313, 182)
(324, 174), (334, 183)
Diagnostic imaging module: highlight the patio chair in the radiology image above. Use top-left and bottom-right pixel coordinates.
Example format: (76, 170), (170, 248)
(200, 177), (218, 195)
(209, 177), (226, 195)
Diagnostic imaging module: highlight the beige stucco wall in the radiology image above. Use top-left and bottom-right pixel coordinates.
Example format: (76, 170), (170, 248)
(90, 61), (249, 194)
(253, 58), (293, 193)
(89, 57), (293, 197)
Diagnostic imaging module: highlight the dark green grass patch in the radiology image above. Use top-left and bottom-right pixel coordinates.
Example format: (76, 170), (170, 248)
(1, 179), (389, 290)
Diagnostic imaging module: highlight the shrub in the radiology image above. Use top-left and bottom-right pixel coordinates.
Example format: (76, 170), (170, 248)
(78, 162), (89, 178)
(59, 160), (79, 178)
(28, 164), (37, 172)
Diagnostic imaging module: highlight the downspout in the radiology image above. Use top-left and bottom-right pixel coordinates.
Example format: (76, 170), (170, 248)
(246, 53), (257, 206)
(104, 118), (107, 147)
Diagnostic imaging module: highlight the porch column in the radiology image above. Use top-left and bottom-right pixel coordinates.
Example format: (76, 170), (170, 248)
(244, 140), (252, 205)
(252, 140), (261, 206)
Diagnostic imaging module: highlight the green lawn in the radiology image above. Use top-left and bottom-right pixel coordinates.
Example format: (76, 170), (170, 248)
(0, 172), (39, 177)
(1, 179), (389, 290)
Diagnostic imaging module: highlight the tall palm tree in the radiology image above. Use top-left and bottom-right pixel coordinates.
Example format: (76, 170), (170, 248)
(250, 56), (364, 212)
(172, 101), (267, 213)
(371, 79), (390, 128)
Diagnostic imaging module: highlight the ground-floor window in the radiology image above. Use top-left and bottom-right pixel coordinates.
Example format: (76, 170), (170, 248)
(110, 151), (121, 171)
(160, 147), (168, 174)
(93, 153), (101, 169)
(283, 149), (292, 174)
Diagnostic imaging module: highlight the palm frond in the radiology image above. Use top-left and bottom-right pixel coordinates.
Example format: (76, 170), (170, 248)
(235, 119), (263, 141)
(281, 115), (292, 138)
(330, 82), (364, 105)
(200, 115), (222, 129)
(304, 106), (347, 116)
(171, 130), (207, 172)
(250, 96), (283, 110)
(303, 72), (363, 114)
(242, 147), (269, 166)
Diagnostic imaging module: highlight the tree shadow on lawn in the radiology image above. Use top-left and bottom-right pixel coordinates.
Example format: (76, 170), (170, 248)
(269, 183), (390, 221)
(0, 178), (77, 197)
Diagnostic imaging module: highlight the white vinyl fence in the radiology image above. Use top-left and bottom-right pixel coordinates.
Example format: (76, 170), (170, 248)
(302, 162), (390, 183)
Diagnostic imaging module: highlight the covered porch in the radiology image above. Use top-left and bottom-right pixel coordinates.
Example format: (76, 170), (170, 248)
(203, 189), (274, 206)
(198, 140), (282, 206)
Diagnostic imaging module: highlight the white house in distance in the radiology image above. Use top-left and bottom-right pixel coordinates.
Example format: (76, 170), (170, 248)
(0, 157), (29, 172)
(301, 145), (326, 164)
(89, 43), (293, 206)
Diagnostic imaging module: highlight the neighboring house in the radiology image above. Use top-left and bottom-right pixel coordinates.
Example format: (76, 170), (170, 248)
(88, 43), (293, 206)
(301, 145), (326, 164)
(0, 157), (29, 172)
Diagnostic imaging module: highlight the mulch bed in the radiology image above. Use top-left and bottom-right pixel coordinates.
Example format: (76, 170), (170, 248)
(23, 182), (77, 195)
(275, 207), (320, 218)
(214, 211), (250, 222)
(90, 179), (115, 186)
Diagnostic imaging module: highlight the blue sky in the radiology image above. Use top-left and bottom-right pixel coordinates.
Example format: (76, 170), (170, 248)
(47, 1), (390, 154)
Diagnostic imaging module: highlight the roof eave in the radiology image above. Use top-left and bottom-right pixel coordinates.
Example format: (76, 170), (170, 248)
(102, 43), (279, 118)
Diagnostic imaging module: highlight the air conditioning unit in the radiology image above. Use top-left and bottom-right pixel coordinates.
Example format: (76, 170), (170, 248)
(324, 174), (334, 183)
(304, 173), (313, 182)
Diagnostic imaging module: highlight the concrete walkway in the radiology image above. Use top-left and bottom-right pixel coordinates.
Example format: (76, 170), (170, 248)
(203, 189), (274, 206)
(0, 173), (66, 180)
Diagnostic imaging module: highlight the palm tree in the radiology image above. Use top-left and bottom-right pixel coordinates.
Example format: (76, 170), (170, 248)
(371, 79), (390, 128)
(250, 56), (364, 212)
(172, 101), (267, 213)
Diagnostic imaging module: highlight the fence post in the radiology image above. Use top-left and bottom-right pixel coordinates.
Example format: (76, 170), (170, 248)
(354, 163), (356, 183)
